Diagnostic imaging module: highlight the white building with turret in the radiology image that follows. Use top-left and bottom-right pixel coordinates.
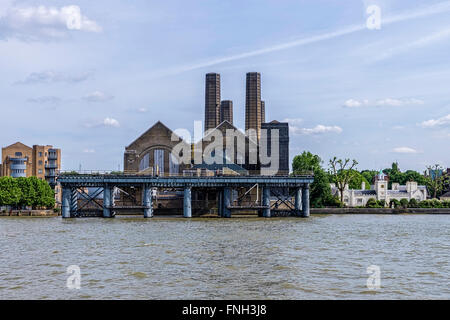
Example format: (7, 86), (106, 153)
(330, 170), (427, 207)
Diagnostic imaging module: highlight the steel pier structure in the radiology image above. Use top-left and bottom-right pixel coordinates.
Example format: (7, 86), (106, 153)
(58, 174), (314, 218)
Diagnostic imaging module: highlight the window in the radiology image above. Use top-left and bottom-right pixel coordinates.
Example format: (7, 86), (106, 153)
(154, 149), (165, 174)
(38, 160), (43, 166)
(38, 169), (43, 174)
(15, 152), (22, 157)
(39, 152), (43, 157)
(139, 153), (150, 171)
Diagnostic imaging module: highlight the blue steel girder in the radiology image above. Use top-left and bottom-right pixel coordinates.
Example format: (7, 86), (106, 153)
(57, 175), (314, 189)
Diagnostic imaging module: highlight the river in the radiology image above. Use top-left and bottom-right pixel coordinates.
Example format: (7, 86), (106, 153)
(0, 214), (448, 299)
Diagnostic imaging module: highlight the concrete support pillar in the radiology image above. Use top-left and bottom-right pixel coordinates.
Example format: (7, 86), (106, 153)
(222, 187), (232, 218)
(294, 188), (302, 216)
(301, 184), (310, 218)
(143, 185), (153, 218)
(184, 187), (192, 218)
(62, 187), (71, 218)
(262, 186), (271, 218)
(103, 185), (112, 218)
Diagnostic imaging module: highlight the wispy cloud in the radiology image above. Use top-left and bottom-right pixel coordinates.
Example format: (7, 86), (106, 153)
(370, 27), (450, 62)
(392, 147), (420, 154)
(343, 98), (424, 108)
(420, 114), (450, 128)
(16, 71), (93, 85)
(291, 124), (343, 135)
(83, 117), (120, 128)
(83, 91), (114, 103)
(82, 149), (95, 153)
(27, 96), (61, 104)
(158, 1), (450, 75)
(0, 5), (101, 41)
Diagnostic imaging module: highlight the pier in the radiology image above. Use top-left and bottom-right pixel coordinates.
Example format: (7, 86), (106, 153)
(58, 174), (314, 218)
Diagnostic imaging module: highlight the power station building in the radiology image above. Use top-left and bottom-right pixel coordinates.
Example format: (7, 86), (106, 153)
(124, 72), (289, 177)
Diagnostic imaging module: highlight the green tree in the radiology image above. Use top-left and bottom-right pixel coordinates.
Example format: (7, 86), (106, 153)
(329, 157), (358, 204)
(16, 177), (36, 207)
(360, 170), (377, 185)
(0, 177), (22, 208)
(426, 164), (445, 199)
(292, 151), (336, 207)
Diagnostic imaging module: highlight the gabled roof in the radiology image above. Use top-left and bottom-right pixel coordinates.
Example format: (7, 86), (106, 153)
(126, 121), (186, 149)
(2, 142), (32, 150)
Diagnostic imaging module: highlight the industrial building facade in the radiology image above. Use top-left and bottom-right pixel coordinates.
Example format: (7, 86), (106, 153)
(124, 72), (289, 177)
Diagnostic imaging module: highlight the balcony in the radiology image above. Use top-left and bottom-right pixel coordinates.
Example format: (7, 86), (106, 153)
(45, 163), (58, 169)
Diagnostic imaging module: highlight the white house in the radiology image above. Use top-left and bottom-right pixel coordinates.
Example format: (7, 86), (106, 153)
(330, 170), (427, 207)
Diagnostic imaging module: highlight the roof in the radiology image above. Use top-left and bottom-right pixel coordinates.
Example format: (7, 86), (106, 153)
(126, 121), (186, 149)
(2, 141), (32, 150)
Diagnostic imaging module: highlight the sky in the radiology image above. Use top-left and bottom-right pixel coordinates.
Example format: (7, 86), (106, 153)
(1, 0), (450, 172)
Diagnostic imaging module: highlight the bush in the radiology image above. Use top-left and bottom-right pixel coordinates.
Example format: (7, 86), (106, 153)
(366, 198), (381, 208)
(408, 198), (419, 208)
(390, 199), (400, 208)
(431, 199), (443, 208)
(377, 200), (386, 208)
(400, 198), (409, 208)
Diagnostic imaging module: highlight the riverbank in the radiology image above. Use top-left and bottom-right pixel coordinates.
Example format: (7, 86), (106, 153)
(311, 207), (450, 214)
(0, 210), (59, 217)
(1, 208), (450, 217)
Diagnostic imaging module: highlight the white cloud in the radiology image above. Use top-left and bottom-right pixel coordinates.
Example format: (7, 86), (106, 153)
(17, 71), (92, 84)
(137, 107), (148, 113)
(420, 114), (450, 128)
(0, 5), (101, 41)
(83, 149), (95, 153)
(291, 124), (343, 135)
(84, 117), (120, 128)
(283, 118), (303, 125)
(83, 91), (114, 102)
(392, 147), (419, 154)
(103, 118), (120, 127)
(343, 98), (424, 108)
(343, 99), (369, 108)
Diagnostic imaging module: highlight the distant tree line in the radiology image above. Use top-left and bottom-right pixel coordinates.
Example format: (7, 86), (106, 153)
(0, 176), (55, 209)
(292, 151), (450, 208)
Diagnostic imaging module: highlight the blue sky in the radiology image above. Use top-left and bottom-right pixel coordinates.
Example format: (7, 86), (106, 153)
(1, 0), (450, 172)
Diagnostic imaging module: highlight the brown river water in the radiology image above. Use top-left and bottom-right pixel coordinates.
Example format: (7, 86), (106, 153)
(0, 214), (449, 299)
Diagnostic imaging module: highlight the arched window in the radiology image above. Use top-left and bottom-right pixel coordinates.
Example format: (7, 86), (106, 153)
(139, 153), (150, 171)
(154, 149), (165, 175)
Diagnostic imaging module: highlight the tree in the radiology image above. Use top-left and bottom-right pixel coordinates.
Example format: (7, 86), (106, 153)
(426, 164), (445, 199)
(16, 177), (36, 208)
(361, 170), (377, 185)
(0, 177), (22, 208)
(292, 151), (336, 207)
(329, 157), (358, 204)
